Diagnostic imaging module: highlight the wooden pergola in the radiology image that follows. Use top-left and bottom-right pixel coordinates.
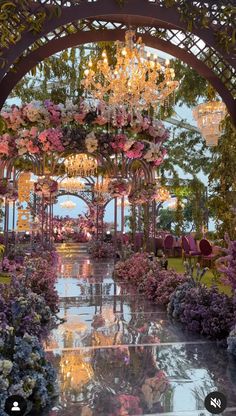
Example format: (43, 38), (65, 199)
(0, 0), (235, 123)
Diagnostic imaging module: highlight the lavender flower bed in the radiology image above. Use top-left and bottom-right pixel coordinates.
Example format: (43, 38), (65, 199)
(115, 252), (236, 343)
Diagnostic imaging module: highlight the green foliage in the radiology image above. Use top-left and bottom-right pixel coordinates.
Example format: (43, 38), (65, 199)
(173, 60), (208, 107)
(208, 116), (236, 239)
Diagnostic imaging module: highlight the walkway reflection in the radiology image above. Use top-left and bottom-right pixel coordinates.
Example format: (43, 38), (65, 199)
(44, 244), (236, 416)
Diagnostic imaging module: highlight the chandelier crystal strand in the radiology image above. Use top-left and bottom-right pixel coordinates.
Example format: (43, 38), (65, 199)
(93, 177), (110, 194)
(193, 101), (226, 146)
(82, 30), (179, 116)
(64, 154), (97, 177)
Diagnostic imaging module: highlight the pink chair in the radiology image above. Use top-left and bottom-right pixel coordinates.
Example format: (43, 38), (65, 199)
(199, 238), (216, 267)
(164, 234), (174, 256)
(182, 235), (201, 262)
(187, 235), (201, 256)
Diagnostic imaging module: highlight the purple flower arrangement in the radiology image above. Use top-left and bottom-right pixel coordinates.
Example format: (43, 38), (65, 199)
(0, 329), (57, 413)
(116, 253), (236, 342)
(168, 262), (236, 340)
(144, 269), (188, 307)
(0, 249), (59, 413)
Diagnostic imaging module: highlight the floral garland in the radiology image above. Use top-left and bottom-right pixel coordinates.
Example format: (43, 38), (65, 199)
(0, 179), (18, 201)
(34, 177), (58, 198)
(0, 100), (169, 168)
(108, 178), (131, 198)
(128, 183), (158, 204)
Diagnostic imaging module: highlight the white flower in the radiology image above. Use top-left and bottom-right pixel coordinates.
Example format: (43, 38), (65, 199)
(85, 132), (98, 153)
(0, 359), (13, 376)
(144, 143), (161, 162)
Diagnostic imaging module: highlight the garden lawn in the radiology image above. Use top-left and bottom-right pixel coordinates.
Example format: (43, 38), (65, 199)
(0, 273), (11, 284)
(168, 257), (232, 296)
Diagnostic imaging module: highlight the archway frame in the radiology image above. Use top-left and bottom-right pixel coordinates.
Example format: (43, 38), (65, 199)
(0, 0), (235, 122)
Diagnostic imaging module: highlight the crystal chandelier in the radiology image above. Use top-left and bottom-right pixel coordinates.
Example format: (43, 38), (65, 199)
(64, 154), (97, 177)
(155, 187), (171, 202)
(93, 177), (110, 194)
(60, 200), (76, 209)
(59, 177), (85, 192)
(193, 101), (226, 146)
(83, 30), (179, 114)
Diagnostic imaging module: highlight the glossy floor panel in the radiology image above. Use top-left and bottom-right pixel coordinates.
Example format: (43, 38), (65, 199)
(44, 245), (236, 416)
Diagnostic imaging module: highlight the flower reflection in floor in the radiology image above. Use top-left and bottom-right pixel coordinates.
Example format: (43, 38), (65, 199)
(44, 244), (236, 416)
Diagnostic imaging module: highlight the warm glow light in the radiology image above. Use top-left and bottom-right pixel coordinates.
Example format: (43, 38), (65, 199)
(64, 154), (97, 177)
(193, 101), (226, 146)
(82, 30), (179, 115)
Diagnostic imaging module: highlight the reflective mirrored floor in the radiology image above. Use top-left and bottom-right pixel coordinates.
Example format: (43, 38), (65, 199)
(43, 244), (236, 416)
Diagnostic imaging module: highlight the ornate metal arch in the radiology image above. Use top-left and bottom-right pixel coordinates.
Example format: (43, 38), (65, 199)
(57, 190), (92, 207)
(0, 0), (235, 122)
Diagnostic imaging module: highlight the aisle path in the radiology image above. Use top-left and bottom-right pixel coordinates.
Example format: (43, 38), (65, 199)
(45, 243), (236, 416)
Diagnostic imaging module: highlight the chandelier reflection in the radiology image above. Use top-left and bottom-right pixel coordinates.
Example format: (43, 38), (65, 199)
(64, 154), (97, 177)
(193, 101), (226, 146)
(59, 177), (85, 192)
(83, 30), (179, 114)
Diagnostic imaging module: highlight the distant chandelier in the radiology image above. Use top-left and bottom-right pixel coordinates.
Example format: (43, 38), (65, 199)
(93, 177), (110, 194)
(59, 177), (85, 192)
(60, 200), (76, 209)
(193, 101), (226, 146)
(155, 187), (171, 202)
(83, 30), (179, 114)
(64, 154), (97, 177)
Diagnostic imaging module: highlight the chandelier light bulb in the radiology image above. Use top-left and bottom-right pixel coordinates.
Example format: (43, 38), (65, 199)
(82, 29), (179, 115)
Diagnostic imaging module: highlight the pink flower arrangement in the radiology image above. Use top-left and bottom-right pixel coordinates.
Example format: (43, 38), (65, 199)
(108, 178), (131, 198)
(111, 134), (128, 152)
(38, 128), (64, 152)
(115, 252), (154, 285)
(111, 394), (142, 416)
(34, 177), (58, 198)
(125, 141), (144, 159)
(128, 183), (158, 205)
(0, 179), (18, 201)
(0, 100), (169, 169)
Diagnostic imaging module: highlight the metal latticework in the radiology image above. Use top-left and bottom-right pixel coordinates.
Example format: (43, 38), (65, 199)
(0, 0), (235, 122)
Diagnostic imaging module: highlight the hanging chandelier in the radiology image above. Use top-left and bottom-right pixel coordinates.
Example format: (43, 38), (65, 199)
(59, 177), (85, 192)
(155, 187), (171, 202)
(83, 30), (179, 115)
(193, 101), (226, 146)
(64, 154), (97, 177)
(93, 177), (110, 194)
(60, 200), (76, 209)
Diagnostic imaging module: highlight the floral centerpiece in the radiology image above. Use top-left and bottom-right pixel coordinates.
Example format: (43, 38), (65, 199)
(108, 178), (131, 198)
(88, 240), (115, 259)
(0, 179), (18, 201)
(128, 183), (158, 205)
(34, 177), (58, 198)
(0, 100), (169, 170)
